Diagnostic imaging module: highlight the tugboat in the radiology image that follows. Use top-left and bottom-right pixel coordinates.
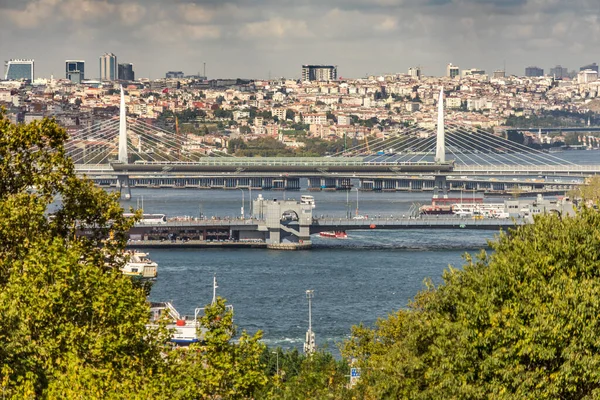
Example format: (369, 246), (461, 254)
(319, 231), (348, 239)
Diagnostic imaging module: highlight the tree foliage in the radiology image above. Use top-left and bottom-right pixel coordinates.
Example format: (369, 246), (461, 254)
(343, 208), (600, 399)
(0, 112), (268, 399)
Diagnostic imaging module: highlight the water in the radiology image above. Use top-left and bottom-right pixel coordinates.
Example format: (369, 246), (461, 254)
(118, 149), (600, 352)
(122, 188), (497, 352)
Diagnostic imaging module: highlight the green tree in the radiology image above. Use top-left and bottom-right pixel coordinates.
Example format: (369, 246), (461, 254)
(343, 208), (600, 399)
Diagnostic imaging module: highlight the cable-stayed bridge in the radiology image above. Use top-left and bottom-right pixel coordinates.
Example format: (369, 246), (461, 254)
(69, 88), (596, 195)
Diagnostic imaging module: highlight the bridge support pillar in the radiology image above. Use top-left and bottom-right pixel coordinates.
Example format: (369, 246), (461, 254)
(433, 175), (448, 198)
(116, 174), (132, 200)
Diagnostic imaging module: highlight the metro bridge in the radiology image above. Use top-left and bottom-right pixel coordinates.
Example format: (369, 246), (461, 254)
(69, 87), (597, 196)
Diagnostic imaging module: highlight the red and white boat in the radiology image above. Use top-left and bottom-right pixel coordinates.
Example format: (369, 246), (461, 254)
(319, 231), (348, 239)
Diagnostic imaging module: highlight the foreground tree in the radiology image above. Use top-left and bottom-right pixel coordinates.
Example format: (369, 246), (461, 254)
(343, 207), (600, 398)
(0, 113), (267, 399)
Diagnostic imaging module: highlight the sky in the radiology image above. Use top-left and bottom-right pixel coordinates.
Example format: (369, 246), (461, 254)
(1, 0), (599, 80)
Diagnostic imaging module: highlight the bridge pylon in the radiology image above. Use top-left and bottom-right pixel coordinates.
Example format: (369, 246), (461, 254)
(435, 87), (445, 163)
(118, 85), (128, 164)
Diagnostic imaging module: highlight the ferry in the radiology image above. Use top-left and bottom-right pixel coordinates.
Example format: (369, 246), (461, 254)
(319, 231), (348, 239)
(300, 195), (316, 208)
(120, 251), (158, 280)
(124, 213), (168, 225)
(148, 276), (232, 346)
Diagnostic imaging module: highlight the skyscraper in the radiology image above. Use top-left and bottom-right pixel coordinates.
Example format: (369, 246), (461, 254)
(525, 66), (544, 77)
(301, 65), (337, 81)
(4, 59), (34, 81)
(550, 65), (568, 79)
(580, 63), (599, 73)
(446, 63), (459, 79)
(99, 53), (117, 81)
(118, 63), (135, 81)
(66, 60), (85, 83)
(408, 67), (421, 79)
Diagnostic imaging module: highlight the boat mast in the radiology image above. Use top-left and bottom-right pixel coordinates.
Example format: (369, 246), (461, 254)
(212, 275), (218, 305)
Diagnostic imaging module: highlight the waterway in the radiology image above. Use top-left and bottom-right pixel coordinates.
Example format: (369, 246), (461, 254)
(123, 189), (496, 352)
(121, 150), (600, 352)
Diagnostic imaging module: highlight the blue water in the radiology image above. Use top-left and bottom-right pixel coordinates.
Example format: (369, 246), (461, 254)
(117, 149), (600, 352)
(121, 188), (497, 352)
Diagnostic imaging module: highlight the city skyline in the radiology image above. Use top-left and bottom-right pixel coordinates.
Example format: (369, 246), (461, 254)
(1, 0), (599, 79)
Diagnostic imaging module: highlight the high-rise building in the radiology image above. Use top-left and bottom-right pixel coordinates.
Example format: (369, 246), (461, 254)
(408, 67), (421, 79)
(165, 71), (185, 79)
(525, 66), (544, 77)
(66, 60), (85, 83)
(446, 63), (459, 79)
(99, 53), (117, 81)
(462, 68), (486, 77)
(493, 70), (506, 79)
(578, 69), (598, 84)
(550, 65), (568, 79)
(580, 63), (599, 73)
(118, 63), (135, 81)
(4, 59), (34, 81)
(301, 65), (337, 81)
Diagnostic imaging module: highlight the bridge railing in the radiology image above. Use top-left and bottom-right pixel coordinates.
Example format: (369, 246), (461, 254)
(127, 157), (448, 167)
(455, 165), (600, 173)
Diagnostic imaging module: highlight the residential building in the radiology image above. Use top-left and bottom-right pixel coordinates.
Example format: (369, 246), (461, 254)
(525, 66), (544, 77)
(447, 63), (459, 79)
(166, 71), (185, 79)
(99, 53), (117, 81)
(578, 69), (598, 84)
(4, 59), (34, 81)
(65, 60), (85, 83)
(118, 63), (135, 81)
(301, 65), (337, 81)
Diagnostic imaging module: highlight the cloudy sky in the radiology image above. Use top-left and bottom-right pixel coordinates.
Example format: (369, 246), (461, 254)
(1, 0), (599, 80)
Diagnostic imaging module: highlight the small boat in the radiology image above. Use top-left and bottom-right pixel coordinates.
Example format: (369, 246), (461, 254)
(319, 231), (348, 239)
(148, 275), (232, 346)
(121, 251), (158, 280)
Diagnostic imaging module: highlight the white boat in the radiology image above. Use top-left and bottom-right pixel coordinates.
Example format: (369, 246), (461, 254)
(301, 195), (316, 208)
(148, 276), (233, 346)
(121, 251), (158, 280)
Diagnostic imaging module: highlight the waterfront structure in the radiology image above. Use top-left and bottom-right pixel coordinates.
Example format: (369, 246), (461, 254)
(580, 63), (598, 73)
(4, 59), (34, 81)
(525, 66), (544, 77)
(301, 65), (337, 82)
(408, 67), (421, 79)
(118, 63), (135, 81)
(447, 63), (459, 79)
(99, 53), (117, 81)
(65, 60), (85, 83)
(166, 71), (184, 79)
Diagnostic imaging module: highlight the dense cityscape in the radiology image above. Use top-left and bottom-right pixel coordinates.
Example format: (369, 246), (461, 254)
(3, 56), (600, 159)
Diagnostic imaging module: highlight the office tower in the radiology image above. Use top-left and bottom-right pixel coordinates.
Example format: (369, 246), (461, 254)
(550, 65), (568, 79)
(580, 63), (599, 73)
(66, 60), (85, 83)
(118, 63), (135, 81)
(525, 66), (544, 77)
(408, 67), (421, 79)
(4, 59), (34, 81)
(301, 65), (337, 81)
(165, 71), (185, 79)
(99, 53), (117, 81)
(493, 70), (506, 79)
(446, 63), (459, 78)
